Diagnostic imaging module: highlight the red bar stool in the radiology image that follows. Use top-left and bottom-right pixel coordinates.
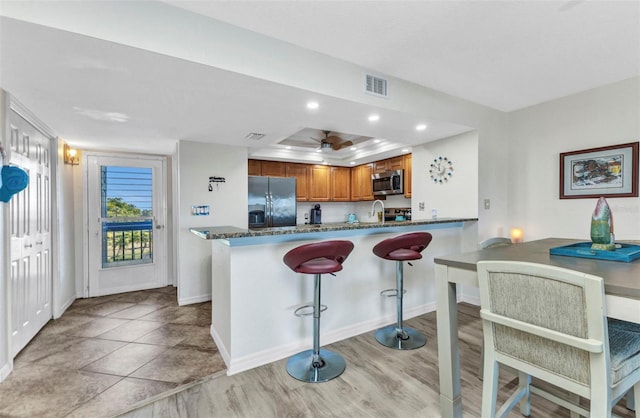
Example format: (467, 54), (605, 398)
(283, 240), (354, 382)
(373, 232), (432, 350)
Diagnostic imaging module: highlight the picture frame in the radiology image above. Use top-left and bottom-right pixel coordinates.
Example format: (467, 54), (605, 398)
(560, 142), (639, 199)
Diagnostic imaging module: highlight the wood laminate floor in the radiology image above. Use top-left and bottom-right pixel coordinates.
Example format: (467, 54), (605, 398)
(117, 303), (635, 418)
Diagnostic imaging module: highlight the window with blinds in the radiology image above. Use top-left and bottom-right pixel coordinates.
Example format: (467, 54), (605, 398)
(100, 165), (154, 267)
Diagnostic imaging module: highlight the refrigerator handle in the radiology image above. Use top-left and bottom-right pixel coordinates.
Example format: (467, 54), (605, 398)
(266, 193), (272, 226)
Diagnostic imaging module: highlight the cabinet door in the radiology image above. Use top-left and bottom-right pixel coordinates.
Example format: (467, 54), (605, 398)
(373, 160), (388, 174)
(360, 163), (374, 201)
(248, 159), (262, 176)
(388, 156), (405, 171)
(331, 167), (351, 201)
(309, 165), (330, 201)
(261, 161), (287, 177)
(286, 163), (309, 201)
(351, 165), (362, 201)
(404, 154), (412, 198)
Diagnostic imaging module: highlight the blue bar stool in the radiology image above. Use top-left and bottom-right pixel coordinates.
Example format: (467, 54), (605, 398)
(283, 240), (354, 382)
(373, 232), (432, 350)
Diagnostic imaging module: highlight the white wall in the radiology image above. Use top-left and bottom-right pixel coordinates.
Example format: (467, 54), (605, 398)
(297, 194), (412, 225)
(412, 131), (479, 220)
(176, 141), (248, 305)
(53, 138), (76, 316)
(508, 77), (640, 242)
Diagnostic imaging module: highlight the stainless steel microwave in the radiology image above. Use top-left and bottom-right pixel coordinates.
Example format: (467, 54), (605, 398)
(372, 169), (404, 196)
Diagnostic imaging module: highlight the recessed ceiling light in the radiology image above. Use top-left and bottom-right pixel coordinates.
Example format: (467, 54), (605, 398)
(416, 124), (427, 131)
(285, 146), (291, 150)
(306, 101), (319, 109)
(316, 149), (322, 153)
(373, 139), (381, 143)
(402, 148), (409, 153)
(350, 147), (357, 151)
(322, 160), (329, 165)
(368, 114), (379, 122)
(349, 161), (356, 165)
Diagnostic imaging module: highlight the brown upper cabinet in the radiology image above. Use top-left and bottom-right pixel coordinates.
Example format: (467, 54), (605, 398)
(261, 161), (287, 177)
(248, 159), (262, 176)
(373, 156), (404, 174)
(249, 155), (410, 202)
(404, 154), (412, 198)
(285, 163), (310, 201)
(309, 165), (331, 201)
(248, 159), (287, 177)
(330, 167), (351, 201)
(351, 163), (374, 201)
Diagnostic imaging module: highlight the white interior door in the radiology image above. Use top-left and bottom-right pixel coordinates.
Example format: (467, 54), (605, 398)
(8, 109), (52, 356)
(87, 154), (167, 297)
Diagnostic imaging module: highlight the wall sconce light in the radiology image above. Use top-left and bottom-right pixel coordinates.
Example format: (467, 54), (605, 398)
(510, 227), (524, 243)
(64, 144), (80, 165)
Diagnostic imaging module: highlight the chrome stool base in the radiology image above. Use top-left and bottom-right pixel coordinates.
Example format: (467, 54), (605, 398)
(375, 325), (426, 350)
(286, 348), (346, 383)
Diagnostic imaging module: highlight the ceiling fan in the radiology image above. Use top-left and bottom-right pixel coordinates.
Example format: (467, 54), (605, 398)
(312, 130), (354, 151)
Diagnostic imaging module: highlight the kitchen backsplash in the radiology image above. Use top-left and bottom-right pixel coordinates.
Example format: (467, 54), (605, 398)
(296, 195), (411, 224)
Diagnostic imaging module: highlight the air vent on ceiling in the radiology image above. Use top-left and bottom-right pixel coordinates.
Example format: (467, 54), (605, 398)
(245, 132), (266, 141)
(365, 74), (389, 98)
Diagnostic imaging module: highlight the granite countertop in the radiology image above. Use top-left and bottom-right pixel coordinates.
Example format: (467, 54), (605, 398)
(190, 217), (478, 240)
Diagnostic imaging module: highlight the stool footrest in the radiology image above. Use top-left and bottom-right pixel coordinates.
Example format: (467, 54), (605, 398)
(380, 288), (407, 297)
(294, 304), (327, 317)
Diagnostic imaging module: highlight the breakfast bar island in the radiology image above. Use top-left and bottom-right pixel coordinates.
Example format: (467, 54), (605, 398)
(191, 218), (478, 375)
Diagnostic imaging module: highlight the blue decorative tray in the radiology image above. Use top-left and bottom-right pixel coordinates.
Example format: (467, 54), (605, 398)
(549, 242), (640, 263)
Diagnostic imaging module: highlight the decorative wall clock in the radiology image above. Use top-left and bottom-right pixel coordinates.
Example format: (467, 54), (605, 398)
(429, 156), (454, 183)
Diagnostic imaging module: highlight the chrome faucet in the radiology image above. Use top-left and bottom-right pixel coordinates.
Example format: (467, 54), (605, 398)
(371, 199), (385, 224)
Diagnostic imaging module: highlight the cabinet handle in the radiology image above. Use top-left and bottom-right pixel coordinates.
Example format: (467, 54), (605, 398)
(36, 241), (43, 245)
(24, 244), (33, 248)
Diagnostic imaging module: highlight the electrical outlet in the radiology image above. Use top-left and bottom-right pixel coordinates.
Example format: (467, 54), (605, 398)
(419, 202), (425, 211)
(484, 199), (491, 210)
(431, 208), (438, 219)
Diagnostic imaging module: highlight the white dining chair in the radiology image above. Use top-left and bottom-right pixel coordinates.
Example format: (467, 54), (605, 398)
(478, 237), (512, 250)
(478, 260), (640, 417)
(477, 237), (513, 379)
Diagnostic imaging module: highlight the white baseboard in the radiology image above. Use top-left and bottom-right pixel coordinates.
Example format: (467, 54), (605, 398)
(458, 294), (480, 306)
(178, 293), (211, 306)
(210, 325), (231, 370)
(223, 301), (438, 376)
(0, 362), (12, 382)
(54, 295), (76, 319)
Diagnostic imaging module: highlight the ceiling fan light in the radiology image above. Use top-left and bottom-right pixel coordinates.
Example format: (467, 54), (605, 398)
(320, 142), (333, 152)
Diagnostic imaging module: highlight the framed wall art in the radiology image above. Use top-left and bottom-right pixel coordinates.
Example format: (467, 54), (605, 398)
(559, 142), (639, 199)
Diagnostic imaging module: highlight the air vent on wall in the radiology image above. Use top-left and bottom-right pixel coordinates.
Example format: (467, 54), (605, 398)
(245, 132), (266, 140)
(365, 74), (388, 98)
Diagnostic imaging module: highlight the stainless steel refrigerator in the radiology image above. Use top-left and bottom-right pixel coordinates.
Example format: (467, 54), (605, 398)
(248, 176), (297, 228)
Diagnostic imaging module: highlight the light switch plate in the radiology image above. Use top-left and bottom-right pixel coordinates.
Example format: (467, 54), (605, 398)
(484, 199), (491, 210)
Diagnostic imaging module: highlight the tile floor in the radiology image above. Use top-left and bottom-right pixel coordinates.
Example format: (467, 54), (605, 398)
(0, 287), (225, 418)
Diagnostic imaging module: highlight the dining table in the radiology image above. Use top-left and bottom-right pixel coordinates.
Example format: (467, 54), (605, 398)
(434, 237), (640, 418)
